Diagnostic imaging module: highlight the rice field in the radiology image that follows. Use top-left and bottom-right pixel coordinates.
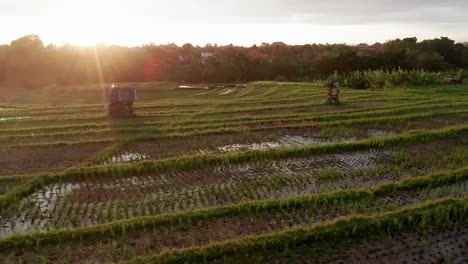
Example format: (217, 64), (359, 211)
(0, 81), (467, 263)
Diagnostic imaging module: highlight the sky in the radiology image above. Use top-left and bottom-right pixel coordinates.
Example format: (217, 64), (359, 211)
(1, 0), (467, 47)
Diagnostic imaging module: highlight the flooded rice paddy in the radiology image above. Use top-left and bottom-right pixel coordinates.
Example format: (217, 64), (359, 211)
(0, 147), (441, 237)
(0, 116), (30, 122)
(101, 152), (150, 165)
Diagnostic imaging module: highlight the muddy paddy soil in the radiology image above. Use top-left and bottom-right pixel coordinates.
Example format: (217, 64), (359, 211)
(1, 182), (466, 263)
(0, 119), (375, 147)
(97, 127), (395, 165)
(400, 114), (468, 130)
(306, 223), (468, 264)
(0, 133), (465, 237)
(94, 113), (468, 166)
(0, 143), (110, 176)
(0, 114), (465, 175)
(2, 149), (399, 236)
(1, 137), (466, 237)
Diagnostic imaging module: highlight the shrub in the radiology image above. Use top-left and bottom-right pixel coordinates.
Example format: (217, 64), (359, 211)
(335, 69), (443, 89)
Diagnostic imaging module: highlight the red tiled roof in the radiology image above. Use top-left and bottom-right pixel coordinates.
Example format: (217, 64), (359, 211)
(248, 50), (273, 60)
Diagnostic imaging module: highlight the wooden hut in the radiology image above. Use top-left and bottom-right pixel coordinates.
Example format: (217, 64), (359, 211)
(105, 86), (137, 116)
(441, 69), (464, 84)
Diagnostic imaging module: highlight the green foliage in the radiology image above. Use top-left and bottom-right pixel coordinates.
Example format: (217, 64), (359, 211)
(1, 35), (467, 87)
(433, 147), (468, 170)
(455, 69), (464, 82)
(342, 69), (444, 89)
(315, 167), (342, 181)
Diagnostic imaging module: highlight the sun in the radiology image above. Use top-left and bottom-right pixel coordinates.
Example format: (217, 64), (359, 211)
(54, 0), (118, 46)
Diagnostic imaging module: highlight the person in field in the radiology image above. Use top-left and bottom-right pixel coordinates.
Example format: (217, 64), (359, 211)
(326, 79), (340, 104)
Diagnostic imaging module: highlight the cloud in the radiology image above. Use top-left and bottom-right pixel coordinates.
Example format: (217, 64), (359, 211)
(0, 1), (58, 15)
(116, 0), (468, 25)
(0, 0), (466, 45)
(2, 0), (467, 25)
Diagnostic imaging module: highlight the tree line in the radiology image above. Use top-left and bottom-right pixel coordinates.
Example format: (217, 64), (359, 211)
(0, 35), (467, 88)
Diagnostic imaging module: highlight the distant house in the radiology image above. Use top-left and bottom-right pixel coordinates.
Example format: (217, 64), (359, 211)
(248, 50), (273, 62)
(105, 86), (137, 116)
(201, 52), (214, 63)
(356, 44), (380, 57)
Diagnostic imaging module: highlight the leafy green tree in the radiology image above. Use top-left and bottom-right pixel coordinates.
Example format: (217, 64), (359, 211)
(1, 34), (467, 88)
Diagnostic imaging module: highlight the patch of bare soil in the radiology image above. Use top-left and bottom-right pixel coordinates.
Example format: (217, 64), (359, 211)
(402, 114), (468, 131)
(124, 132), (283, 160)
(0, 143), (110, 176)
(0, 134), (117, 145)
(399, 136), (468, 161)
(310, 224), (468, 264)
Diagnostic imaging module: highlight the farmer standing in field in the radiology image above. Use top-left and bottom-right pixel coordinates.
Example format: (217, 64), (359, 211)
(326, 79), (340, 104)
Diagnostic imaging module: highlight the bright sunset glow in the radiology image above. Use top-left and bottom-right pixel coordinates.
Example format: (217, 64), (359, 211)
(1, 0), (467, 46)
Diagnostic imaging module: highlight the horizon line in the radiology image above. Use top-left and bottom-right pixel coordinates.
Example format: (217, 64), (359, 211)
(1, 35), (467, 48)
